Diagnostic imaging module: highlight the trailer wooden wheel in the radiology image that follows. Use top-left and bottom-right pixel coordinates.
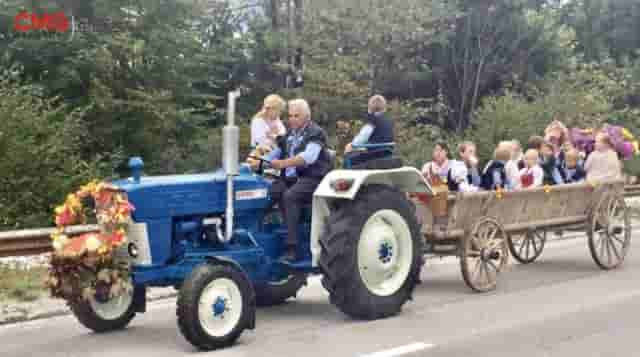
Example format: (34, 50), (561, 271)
(460, 217), (509, 292)
(587, 194), (631, 270)
(507, 229), (546, 264)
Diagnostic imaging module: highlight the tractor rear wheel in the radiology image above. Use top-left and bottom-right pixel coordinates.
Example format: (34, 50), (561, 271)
(254, 274), (307, 307)
(319, 184), (423, 320)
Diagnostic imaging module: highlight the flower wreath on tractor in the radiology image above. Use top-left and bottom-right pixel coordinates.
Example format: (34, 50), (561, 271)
(46, 180), (135, 303)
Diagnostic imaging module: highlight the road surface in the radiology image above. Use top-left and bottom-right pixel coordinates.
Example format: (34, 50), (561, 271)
(1, 234), (638, 357)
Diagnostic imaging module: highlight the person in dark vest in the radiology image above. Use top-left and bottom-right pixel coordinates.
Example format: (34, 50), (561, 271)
(561, 148), (586, 183)
(344, 95), (394, 166)
(481, 144), (512, 190)
(539, 141), (565, 185)
(260, 99), (332, 261)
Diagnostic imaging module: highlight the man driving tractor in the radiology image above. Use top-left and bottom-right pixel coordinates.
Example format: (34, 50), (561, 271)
(249, 98), (332, 261)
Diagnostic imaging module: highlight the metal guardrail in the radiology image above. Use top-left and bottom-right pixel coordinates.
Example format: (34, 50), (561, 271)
(0, 225), (99, 258)
(1, 185), (640, 258)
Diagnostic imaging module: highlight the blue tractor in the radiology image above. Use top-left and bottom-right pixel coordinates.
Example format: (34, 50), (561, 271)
(68, 90), (431, 350)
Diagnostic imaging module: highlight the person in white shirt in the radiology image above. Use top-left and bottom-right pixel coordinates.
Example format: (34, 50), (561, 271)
(250, 94), (287, 149)
(505, 140), (524, 185)
(515, 149), (544, 189)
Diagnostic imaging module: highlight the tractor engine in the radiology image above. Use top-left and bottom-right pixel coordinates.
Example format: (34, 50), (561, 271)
(109, 163), (272, 268)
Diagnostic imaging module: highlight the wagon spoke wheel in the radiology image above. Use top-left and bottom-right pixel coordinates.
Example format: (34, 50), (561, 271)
(588, 194), (631, 270)
(507, 229), (546, 264)
(461, 217), (508, 292)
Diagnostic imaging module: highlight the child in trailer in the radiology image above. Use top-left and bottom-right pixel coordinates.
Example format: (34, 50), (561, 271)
(506, 140), (525, 186)
(539, 141), (565, 185)
(481, 144), (512, 190)
(527, 135), (545, 151)
(515, 149), (544, 189)
(561, 148), (586, 184)
(422, 141), (451, 185)
(584, 131), (622, 182)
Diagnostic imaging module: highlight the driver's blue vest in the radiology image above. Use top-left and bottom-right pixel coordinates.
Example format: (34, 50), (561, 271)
(366, 112), (394, 144)
(276, 121), (331, 179)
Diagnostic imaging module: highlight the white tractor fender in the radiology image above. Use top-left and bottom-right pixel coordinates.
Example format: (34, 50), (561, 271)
(309, 167), (432, 267)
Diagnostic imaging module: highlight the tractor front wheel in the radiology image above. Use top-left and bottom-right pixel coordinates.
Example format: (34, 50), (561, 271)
(319, 184), (423, 320)
(177, 264), (255, 351)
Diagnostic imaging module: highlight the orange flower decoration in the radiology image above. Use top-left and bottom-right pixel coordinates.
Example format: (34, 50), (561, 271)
(496, 187), (504, 199)
(543, 185), (552, 193)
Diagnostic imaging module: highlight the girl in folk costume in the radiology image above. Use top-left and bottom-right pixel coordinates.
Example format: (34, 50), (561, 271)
(515, 149), (544, 189)
(422, 141), (451, 185)
(250, 94), (287, 150)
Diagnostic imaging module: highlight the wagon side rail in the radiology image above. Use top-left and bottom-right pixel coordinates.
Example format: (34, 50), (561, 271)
(413, 179), (625, 239)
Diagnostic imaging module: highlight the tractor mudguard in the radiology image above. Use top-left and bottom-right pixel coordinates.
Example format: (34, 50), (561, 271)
(309, 167), (431, 267)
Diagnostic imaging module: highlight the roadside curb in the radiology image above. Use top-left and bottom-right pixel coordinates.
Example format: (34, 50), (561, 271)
(0, 288), (178, 327)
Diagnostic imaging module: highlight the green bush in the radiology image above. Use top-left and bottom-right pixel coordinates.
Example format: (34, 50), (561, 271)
(0, 80), (118, 229)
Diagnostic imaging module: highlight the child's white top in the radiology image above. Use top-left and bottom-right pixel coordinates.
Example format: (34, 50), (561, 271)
(251, 116), (286, 148)
(515, 165), (544, 189)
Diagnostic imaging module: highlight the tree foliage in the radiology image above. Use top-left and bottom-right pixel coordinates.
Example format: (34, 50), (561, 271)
(2, 0), (640, 228)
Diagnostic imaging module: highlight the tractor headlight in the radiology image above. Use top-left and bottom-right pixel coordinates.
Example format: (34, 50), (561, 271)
(128, 242), (139, 258)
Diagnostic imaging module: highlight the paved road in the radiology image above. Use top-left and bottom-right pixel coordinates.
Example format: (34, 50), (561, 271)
(1, 235), (638, 357)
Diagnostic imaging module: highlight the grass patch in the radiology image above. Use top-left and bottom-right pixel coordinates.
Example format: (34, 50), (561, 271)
(0, 264), (48, 303)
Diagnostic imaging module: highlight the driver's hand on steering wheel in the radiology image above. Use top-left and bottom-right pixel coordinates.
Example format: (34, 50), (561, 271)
(246, 157), (260, 170)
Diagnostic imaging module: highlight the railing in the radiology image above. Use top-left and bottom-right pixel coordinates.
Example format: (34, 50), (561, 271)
(1, 185), (640, 258)
(0, 225), (99, 258)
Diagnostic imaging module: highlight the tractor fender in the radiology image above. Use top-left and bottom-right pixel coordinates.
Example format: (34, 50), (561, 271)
(309, 167), (431, 267)
(313, 167), (430, 200)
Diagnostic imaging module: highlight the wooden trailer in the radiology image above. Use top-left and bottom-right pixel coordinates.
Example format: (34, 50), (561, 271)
(410, 179), (632, 292)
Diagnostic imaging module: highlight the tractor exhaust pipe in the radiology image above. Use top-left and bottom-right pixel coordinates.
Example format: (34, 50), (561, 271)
(222, 89), (242, 242)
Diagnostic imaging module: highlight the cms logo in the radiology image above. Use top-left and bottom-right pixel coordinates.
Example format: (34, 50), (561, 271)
(14, 11), (71, 32)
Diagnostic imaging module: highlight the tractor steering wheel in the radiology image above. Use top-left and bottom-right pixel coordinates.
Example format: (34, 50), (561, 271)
(247, 155), (278, 178)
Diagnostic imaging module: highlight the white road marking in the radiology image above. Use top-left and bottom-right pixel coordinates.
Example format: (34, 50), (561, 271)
(360, 342), (434, 357)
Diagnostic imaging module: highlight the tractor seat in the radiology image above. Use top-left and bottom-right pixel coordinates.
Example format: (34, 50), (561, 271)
(345, 147), (403, 170)
(351, 156), (403, 170)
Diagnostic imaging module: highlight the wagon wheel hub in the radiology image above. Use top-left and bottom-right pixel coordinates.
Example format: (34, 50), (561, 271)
(480, 248), (500, 262)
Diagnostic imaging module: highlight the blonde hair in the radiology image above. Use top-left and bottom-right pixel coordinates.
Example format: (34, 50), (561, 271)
(368, 95), (387, 113)
(288, 98), (311, 119)
(495, 144), (512, 162)
(255, 94), (286, 119)
(596, 131), (613, 147)
(524, 148), (539, 160)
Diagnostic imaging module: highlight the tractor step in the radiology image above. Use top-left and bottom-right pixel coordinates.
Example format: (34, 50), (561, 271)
(276, 259), (320, 274)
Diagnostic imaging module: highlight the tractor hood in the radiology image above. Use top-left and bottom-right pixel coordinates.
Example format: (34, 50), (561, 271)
(110, 165), (271, 219)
